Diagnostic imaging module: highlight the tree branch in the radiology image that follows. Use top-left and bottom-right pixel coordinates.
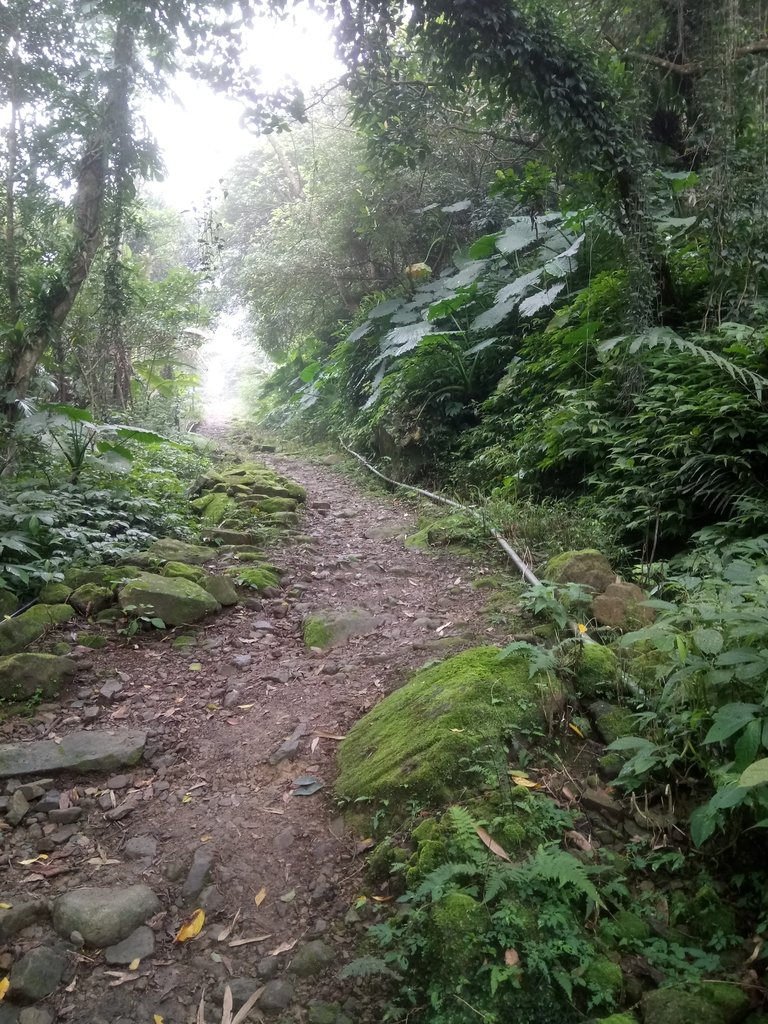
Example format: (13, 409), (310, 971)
(605, 34), (768, 77)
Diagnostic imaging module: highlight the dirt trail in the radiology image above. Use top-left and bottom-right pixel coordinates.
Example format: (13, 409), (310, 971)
(1, 444), (508, 1024)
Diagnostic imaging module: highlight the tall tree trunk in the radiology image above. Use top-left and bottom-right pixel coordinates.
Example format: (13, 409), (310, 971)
(5, 93), (19, 324)
(2, 19), (133, 418)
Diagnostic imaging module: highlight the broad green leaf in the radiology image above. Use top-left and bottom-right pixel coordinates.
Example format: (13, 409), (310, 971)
(368, 298), (403, 319)
(738, 758), (768, 788)
(692, 628), (724, 655)
(519, 282), (565, 318)
(346, 321), (373, 342)
(468, 234), (500, 259)
(689, 804), (718, 847)
(495, 219), (540, 255)
(703, 703), (760, 744)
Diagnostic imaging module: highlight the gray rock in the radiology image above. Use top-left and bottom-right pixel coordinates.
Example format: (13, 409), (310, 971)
(203, 575), (240, 607)
(119, 572), (220, 626)
(124, 836), (157, 862)
(9, 946), (64, 1002)
(52, 885), (160, 947)
(104, 925), (155, 964)
(19, 1010), (54, 1024)
(0, 729), (146, 778)
(302, 608), (377, 650)
(98, 680), (124, 701)
(268, 737), (300, 765)
(106, 774), (130, 789)
(258, 978), (295, 1012)
(231, 654), (252, 669)
(363, 524), (406, 540)
(0, 1007), (19, 1024)
(48, 807), (81, 824)
(146, 538), (216, 565)
(288, 940), (336, 977)
(256, 956), (280, 979)
(0, 901), (49, 940)
(6, 789), (30, 825)
(221, 977), (262, 1010)
(181, 845), (214, 902)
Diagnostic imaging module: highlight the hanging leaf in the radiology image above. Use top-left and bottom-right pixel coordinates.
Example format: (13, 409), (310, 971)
(468, 234), (500, 259)
(495, 219), (540, 255)
(738, 758), (768, 789)
(519, 282), (565, 318)
(495, 268), (544, 304)
(369, 298), (403, 319)
(464, 337), (499, 356)
(379, 321), (432, 358)
(471, 297), (519, 331)
(346, 321), (373, 343)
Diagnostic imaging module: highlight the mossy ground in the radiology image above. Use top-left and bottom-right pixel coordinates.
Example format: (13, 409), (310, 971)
(225, 566), (281, 591)
(336, 646), (555, 811)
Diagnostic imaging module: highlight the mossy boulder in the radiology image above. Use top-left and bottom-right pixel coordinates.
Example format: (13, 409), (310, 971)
(37, 582), (72, 605)
(198, 492), (238, 525)
(146, 538), (216, 565)
(406, 512), (482, 551)
(77, 634), (107, 650)
(225, 566), (281, 592)
(303, 608), (377, 649)
(596, 1016), (638, 1024)
(162, 561), (207, 583)
(545, 549), (616, 594)
(695, 982), (750, 1024)
(0, 589), (18, 617)
(593, 581), (655, 630)
(572, 644), (621, 700)
(203, 575), (240, 607)
(202, 528), (263, 547)
(641, 989), (724, 1024)
(254, 496), (298, 514)
(430, 892), (487, 972)
(0, 604), (75, 656)
(214, 463), (306, 502)
(589, 701), (637, 745)
(336, 647), (554, 808)
(584, 957), (623, 1001)
(600, 909), (651, 945)
(69, 583), (115, 615)
(63, 565), (142, 589)
(0, 652), (76, 701)
(262, 511), (299, 527)
(118, 572), (220, 626)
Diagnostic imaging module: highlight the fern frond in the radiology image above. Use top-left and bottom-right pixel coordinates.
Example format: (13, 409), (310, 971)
(339, 955), (402, 980)
(521, 846), (603, 908)
(483, 865), (516, 903)
(413, 861), (480, 900)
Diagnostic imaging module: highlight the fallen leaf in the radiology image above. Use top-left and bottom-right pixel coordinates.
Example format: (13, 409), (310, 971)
(189, 663), (202, 671)
(0, 977), (8, 1001)
(266, 938), (297, 956)
(509, 775), (540, 789)
(564, 830), (594, 854)
(237, 704), (255, 710)
(449, 728), (464, 734)
(371, 895), (393, 902)
(228, 934), (272, 948)
(279, 889), (295, 903)
(310, 737), (320, 753)
(200, 835), (214, 843)
(254, 887), (266, 907)
(313, 731), (345, 741)
(504, 949), (520, 967)
(568, 721), (585, 738)
(174, 908), (205, 943)
(153, 1016), (164, 1024)
(355, 838), (375, 855)
(475, 826), (512, 863)
(128, 957), (141, 971)
(181, 794), (193, 804)
(17, 854), (49, 865)
(231, 986), (265, 1024)
(105, 971), (139, 987)
(217, 909), (241, 943)
(0, 903), (11, 909)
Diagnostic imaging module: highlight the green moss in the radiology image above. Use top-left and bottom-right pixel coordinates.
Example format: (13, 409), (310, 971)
(430, 893), (487, 971)
(162, 561), (207, 583)
(0, 589), (18, 617)
(412, 818), (438, 843)
(336, 647), (553, 810)
(545, 549), (615, 592)
(37, 582), (72, 605)
(226, 566), (281, 592)
(303, 616), (333, 649)
(366, 840), (408, 883)
(69, 583), (114, 615)
(590, 702), (637, 745)
(595, 1016), (638, 1024)
(199, 492), (238, 525)
(600, 909), (651, 945)
(696, 982), (750, 1024)
(229, 550), (266, 562)
(584, 957), (623, 999)
(572, 644), (620, 700)
(471, 575), (504, 590)
(406, 512), (483, 552)
(641, 989), (723, 1024)
(0, 604), (75, 656)
(77, 634), (107, 650)
(405, 838), (448, 888)
(670, 883), (737, 939)
(254, 496), (298, 514)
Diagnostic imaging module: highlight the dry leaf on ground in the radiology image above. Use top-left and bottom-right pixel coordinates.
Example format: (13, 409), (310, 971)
(475, 826), (512, 863)
(254, 887), (266, 907)
(175, 908), (205, 943)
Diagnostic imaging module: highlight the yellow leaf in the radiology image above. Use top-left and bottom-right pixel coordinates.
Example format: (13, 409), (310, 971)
(254, 887), (266, 907)
(449, 728), (464, 734)
(153, 1016), (164, 1024)
(17, 854), (49, 865)
(568, 722), (585, 738)
(174, 908), (205, 943)
(237, 704), (255, 710)
(577, 623), (588, 635)
(509, 775), (540, 789)
(206, 703), (219, 711)
(0, 977), (8, 1001)
(371, 895), (392, 903)
(182, 794), (193, 804)
(189, 663), (202, 671)
(128, 958), (141, 971)
(0, 903), (11, 909)
(200, 835), (213, 843)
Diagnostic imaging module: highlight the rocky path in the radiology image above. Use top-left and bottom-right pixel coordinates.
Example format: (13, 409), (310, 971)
(1, 445), (506, 1024)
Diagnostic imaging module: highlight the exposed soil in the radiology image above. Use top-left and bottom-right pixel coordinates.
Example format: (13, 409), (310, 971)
(1, 441), (513, 1024)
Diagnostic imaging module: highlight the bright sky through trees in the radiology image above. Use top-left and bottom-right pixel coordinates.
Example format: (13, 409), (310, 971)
(143, 9), (341, 207)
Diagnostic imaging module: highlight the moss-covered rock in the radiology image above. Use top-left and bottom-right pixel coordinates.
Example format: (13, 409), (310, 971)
(0, 589), (18, 617)
(198, 492), (238, 525)
(584, 957), (623, 1001)
(146, 538), (216, 565)
(262, 511), (299, 527)
(696, 982), (750, 1024)
(0, 652), (76, 701)
(225, 566), (281, 592)
(118, 572), (220, 626)
(593, 581), (654, 630)
(77, 634), (108, 650)
(253, 496), (298, 514)
(406, 512), (483, 551)
(203, 575), (240, 607)
(670, 882), (737, 940)
(202, 527), (263, 547)
(572, 644), (621, 700)
(63, 565), (143, 589)
(95, 607), (124, 624)
(161, 561), (207, 583)
(69, 583), (115, 615)
(302, 608), (376, 649)
(589, 701), (637, 745)
(595, 1015), (638, 1024)
(641, 988), (724, 1024)
(37, 582), (72, 605)
(0, 604), (75, 656)
(336, 647), (554, 809)
(545, 549), (616, 593)
(430, 892), (487, 972)
(599, 909), (651, 946)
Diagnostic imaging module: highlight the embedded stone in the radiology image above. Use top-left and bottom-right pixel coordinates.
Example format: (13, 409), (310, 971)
(0, 729), (146, 778)
(52, 885), (160, 947)
(593, 581), (655, 630)
(0, 604), (75, 656)
(9, 946), (64, 1002)
(146, 538), (216, 565)
(545, 549), (616, 594)
(0, 653), (77, 702)
(119, 572), (219, 626)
